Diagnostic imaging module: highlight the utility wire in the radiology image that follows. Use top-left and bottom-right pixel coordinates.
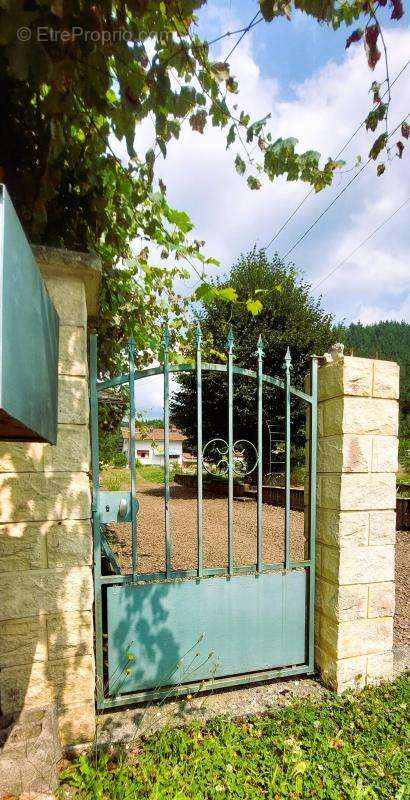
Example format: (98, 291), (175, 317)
(223, 11), (262, 62)
(264, 58), (410, 251)
(207, 15), (263, 48)
(281, 116), (408, 260)
(312, 197), (410, 291)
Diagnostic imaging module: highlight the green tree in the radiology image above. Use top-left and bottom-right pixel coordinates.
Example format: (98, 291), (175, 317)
(170, 248), (334, 471)
(0, 1), (404, 378)
(337, 320), (410, 441)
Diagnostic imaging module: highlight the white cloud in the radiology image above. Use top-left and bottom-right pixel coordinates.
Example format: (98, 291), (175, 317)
(112, 16), (409, 413)
(146, 23), (410, 323)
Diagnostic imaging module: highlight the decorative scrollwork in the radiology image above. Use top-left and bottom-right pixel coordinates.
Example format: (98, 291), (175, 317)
(202, 437), (259, 478)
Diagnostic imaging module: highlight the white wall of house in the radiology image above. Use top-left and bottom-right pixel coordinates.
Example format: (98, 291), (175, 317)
(122, 438), (183, 466)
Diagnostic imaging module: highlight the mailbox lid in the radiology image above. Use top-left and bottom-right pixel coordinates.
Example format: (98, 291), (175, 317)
(0, 185), (59, 443)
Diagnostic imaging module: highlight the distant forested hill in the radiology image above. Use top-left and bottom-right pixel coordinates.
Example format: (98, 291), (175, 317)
(337, 321), (409, 441)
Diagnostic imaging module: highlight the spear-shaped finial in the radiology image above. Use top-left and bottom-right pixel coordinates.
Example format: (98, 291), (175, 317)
(162, 325), (170, 352)
(195, 321), (202, 349)
(257, 334), (264, 360)
(226, 325), (234, 353)
(283, 346), (292, 371)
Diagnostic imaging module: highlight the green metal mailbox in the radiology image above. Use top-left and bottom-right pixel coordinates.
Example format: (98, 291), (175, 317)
(0, 185), (59, 443)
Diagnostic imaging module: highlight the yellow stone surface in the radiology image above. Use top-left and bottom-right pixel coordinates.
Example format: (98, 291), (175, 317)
(366, 651), (394, 684)
(321, 544), (394, 585)
(43, 426), (90, 473)
(46, 520), (92, 567)
(318, 473), (396, 511)
(0, 472), (90, 523)
(58, 326), (87, 377)
(0, 522), (47, 571)
(0, 253), (98, 746)
(318, 358), (373, 402)
(337, 617), (393, 658)
(315, 355), (398, 690)
(316, 579), (368, 621)
(373, 361), (400, 400)
(0, 616), (48, 667)
(0, 566), (93, 620)
(368, 510), (396, 544)
(316, 509), (369, 547)
(0, 442), (44, 473)
(315, 646), (367, 691)
(58, 376), (89, 425)
(47, 611), (94, 660)
(318, 435), (372, 474)
(58, 700), (96, 745)
(371, 436), (398, 473)
(338, 545), (394, 585)
(368, 582), (395, 618)
(0, 654), (95, 713)
(319, 396), (399, 437)
(44, 277), (87, 326)
(318, 361), (344, 402)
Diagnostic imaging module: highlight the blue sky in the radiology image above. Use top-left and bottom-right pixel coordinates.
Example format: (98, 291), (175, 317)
(123, 2), (410, 416)
(199, 0), (408, 92)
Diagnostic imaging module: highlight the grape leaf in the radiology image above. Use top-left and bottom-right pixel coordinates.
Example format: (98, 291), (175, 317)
(401, 122), (409, 140)
(364, 25), (381, 71)
(246, 298), (263, 316)
(247, 175), (262, 190)
(215, 287), (238, 302)
(345, 28), (363, 48)
(390, 0), (404, 19)
(235, 154), (246, 175)
(369, 133), (388, 160)
(210, 62), (230, 81)
(190, 110), (207, 133)
(396, 141), (404, 159)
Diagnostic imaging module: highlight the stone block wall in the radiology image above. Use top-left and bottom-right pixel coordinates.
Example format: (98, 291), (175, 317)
(315, 355), (398, 690)
(0, 248), (101, 745)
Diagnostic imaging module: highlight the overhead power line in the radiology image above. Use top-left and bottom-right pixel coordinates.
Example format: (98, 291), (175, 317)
(223, 11), (262, 62)
(312, 197), (410, 291)
(280, 116), (409, 260)
(208, 14), (263, 49)
(264, 58), (410, 251)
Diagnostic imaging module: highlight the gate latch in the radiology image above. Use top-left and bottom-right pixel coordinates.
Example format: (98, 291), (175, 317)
(98, 491), (139, 524)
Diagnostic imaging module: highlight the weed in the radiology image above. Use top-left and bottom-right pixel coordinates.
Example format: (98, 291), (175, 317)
(60, 676), (409, 799)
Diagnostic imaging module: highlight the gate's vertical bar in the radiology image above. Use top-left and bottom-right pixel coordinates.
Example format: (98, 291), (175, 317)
(308, 356), (318, 671)
(128, 337), (138, 581)
(163, 326), (172, 577)
(196, 323), (203, 578)
(227, 326), (234, 576)
(256, 335), (264, 572)
(89, 334), (104, 707)
(284, 347), (292, 569)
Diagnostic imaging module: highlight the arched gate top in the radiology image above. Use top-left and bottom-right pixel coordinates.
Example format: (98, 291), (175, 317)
(97, 362), (313, 404)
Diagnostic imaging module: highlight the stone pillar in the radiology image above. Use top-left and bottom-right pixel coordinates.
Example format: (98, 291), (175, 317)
(315, 354), (398, 691)
(0, 247), (101, 746)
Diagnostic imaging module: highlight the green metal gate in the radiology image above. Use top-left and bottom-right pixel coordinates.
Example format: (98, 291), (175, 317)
(90, 327), (318, 710)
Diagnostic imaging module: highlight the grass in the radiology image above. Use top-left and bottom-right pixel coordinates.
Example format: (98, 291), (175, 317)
(60, 676), (409, 799)
(101, 464), (177, 491)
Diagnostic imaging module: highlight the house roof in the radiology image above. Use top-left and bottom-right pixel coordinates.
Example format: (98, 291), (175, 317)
(121, 426), (185, 442)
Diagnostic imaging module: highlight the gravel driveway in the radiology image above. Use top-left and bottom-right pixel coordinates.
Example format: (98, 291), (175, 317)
(106, 480), (409, 647)
(106, 480), (306, 575)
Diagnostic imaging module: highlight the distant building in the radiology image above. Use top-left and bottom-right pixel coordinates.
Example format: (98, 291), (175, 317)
(121, 425), (185, 466)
